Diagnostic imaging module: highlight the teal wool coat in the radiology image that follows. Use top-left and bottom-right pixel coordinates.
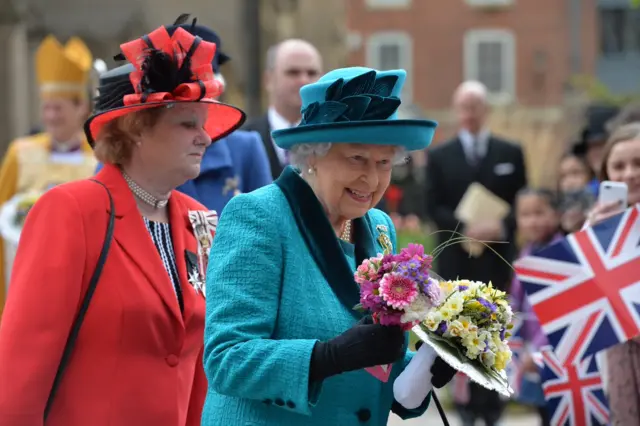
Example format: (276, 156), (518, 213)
(202, 167), (431, 425)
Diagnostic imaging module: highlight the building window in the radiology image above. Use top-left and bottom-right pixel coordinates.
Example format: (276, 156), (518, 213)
(465, 0), (514, 8)
(464, 29), (516, 104)
(599, 7), (640, 56)
(366, 32), (413, 102)
(365, 0), (411, 9)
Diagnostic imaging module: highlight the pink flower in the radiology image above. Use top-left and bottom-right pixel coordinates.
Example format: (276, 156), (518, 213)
(398, 244), (433, 269)
(376, 310), (403, 327)
(360, 280), (384, 311)
(355, 257), (383, 285)
(379, 273), (418, 309)
(400, 243), (425, 260)
(379, 254), (397, 275)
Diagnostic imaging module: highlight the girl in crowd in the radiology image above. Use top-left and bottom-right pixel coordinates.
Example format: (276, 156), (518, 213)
(557, 152), (593, 193)
(557, 153), (595, 233)
(510, 188), (563, 426)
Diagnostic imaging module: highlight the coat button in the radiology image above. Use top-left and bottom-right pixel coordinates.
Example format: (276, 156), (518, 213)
(286, 400), (296, 409)
(274, 398), (285, 406)
(165, 354), (179, 367)
(356, 408), (371, 422)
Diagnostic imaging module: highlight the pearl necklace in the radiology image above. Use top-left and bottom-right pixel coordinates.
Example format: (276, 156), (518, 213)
(122, 171), (169, 209)
(340, 220), (352, 242)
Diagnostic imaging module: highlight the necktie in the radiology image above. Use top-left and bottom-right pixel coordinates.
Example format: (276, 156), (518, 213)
(469, 139), (482, 166)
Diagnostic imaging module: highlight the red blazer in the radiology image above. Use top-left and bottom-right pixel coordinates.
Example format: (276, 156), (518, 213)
(0, 164), (209, 426)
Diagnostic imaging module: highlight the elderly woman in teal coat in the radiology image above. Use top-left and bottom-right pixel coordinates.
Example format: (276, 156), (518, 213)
(202, 67), (456, 425)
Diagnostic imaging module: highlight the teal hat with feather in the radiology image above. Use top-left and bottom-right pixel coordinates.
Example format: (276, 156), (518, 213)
(271, 67), (437, 151)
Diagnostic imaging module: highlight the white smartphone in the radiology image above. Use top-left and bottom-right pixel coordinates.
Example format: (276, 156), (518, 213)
(598, 181), (628, 206)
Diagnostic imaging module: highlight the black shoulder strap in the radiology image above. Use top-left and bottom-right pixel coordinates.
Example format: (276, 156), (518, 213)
(44, 179), (115, 420)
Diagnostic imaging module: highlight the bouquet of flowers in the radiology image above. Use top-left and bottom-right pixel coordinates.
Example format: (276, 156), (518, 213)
(0, 191), (43, 289)
(353, 242), (514, 395)
(354, 243), (442, 330)
(353, 243), (441, 381)
(13, 192), (41, 227)
(412, 279), (514, 396)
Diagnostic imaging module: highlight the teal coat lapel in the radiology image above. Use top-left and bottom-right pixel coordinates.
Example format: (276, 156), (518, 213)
(275, 167), (379, 317)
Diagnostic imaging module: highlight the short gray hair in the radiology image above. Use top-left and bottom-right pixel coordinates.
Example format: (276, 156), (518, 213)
(265, 39), (320, 71)
(453, 80), (488, 104)
(289, 143), (408, 171)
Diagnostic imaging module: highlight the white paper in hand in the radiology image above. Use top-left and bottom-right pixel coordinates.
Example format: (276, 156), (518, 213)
(393, 344), (437, 409)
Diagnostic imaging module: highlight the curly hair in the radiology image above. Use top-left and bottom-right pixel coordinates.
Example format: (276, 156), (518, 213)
(93, 107), (166, 165)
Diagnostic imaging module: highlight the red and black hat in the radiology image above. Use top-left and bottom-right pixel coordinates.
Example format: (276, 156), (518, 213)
(84, 23), (245, 147)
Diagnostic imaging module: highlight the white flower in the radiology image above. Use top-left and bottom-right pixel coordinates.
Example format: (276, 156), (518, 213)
(443, 292), (465, 316)
(424, 311), (442, 331)
(439, 281), (457, 298)
(503, 304), (514, 324)
(438, 305), (455, 322)
(480, 350), (496, 368)
(401, 293), (432, 323)
(462, 330), (487, 359)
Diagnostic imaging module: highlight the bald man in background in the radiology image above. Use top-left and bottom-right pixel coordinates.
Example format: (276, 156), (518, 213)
(424, 80), (527, 426)
(243, 39), (323, 179)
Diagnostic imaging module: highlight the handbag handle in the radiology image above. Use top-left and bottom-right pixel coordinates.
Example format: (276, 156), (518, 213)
(44, 179), (115, 420)
(431, 391), (450, 426)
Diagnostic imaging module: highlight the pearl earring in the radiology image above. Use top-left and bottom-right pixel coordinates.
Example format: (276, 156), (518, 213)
(308, 167), (314, 175)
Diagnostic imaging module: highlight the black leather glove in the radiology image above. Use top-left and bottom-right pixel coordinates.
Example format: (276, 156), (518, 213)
(415, 340), (458, 389)
(430, 356), (457, 388)
(309, 316), (406, 382)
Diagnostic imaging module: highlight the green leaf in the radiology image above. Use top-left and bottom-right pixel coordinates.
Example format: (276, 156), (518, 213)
(352, 303), (366, 313)
(632, 0), (640, 8)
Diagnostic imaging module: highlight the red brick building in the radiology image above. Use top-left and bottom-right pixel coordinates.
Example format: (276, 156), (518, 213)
(346, 0), (597, 111)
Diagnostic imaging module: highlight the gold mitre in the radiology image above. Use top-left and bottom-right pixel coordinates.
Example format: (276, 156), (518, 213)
(35, 35), (93, 99)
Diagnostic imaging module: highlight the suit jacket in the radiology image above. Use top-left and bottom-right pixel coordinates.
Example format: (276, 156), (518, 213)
(0, 164), (208, 426)
(242, 114), (284, 179)
(202, 166), (431, 426)
(424, 136), (527, 290)
(174, 130), (272, 213)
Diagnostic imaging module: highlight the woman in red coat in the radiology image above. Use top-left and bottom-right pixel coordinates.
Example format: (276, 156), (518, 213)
(0, 22), (245, 425)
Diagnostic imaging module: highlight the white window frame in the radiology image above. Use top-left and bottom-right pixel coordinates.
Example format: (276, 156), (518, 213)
(365, 0), (412, 9)
(465, 0), (514, 8)
(463, 29), (516, 105)
(366, 31), (413, 103)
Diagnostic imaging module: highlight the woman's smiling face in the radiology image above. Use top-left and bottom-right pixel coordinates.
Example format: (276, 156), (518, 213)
(309, 143), (398, 221)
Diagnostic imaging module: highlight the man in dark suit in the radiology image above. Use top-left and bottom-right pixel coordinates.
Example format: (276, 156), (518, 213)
(242, 39), (322, 179)
(424, 81), (527, 426)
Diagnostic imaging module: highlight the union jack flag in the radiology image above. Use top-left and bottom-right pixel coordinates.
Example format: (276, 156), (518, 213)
(514, 205), (640, 361)
(539, 338), (609, 426)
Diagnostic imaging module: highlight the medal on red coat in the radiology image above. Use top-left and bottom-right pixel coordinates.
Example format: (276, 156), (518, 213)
(188, 210), (218, 297)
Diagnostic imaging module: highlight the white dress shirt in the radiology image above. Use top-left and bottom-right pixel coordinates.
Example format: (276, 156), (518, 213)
(267, 107), (300, 166)
(458, 128), (490, 165)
